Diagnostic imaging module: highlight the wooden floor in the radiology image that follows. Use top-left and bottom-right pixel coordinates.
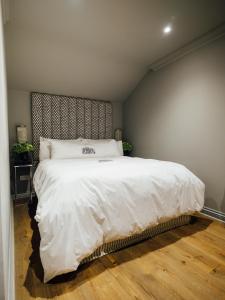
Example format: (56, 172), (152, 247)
(14, 203), (225, 300)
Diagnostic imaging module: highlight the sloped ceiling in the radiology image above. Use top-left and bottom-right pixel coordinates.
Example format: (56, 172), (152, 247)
(4, 0), (225, 101)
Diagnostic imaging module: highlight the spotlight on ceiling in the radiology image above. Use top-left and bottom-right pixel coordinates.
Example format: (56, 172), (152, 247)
(163, 25), (172, 34)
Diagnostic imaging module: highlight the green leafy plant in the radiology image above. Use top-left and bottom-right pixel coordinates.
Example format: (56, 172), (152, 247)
(12, 142), (34, 154)
(123, 141), (133, 153)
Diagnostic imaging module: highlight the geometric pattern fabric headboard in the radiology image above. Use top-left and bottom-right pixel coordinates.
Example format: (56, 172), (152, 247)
(31, 92), (113, 161)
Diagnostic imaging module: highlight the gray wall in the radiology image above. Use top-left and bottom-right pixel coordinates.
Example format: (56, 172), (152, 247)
(124, 36), (225, 213)
(6, 1), (225, 104)
(5, 20), (146, 103)
(8, 89), (123, 146)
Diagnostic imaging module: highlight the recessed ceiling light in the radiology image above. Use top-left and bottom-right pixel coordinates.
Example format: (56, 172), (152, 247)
(163, 25), (172, 34)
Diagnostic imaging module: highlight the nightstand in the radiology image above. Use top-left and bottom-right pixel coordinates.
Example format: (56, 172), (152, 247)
(13, 164), (33, 204)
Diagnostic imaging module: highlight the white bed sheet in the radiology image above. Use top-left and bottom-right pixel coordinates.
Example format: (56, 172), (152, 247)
(33, 156), (205, 282)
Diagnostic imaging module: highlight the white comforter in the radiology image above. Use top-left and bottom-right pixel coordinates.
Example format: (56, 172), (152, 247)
(33, 157), (204, 282)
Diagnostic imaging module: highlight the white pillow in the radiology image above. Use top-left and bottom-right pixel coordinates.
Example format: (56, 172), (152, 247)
(39, 137), (83, 161)
(79, 138), (123, 156)
(51, 139), (121, 159)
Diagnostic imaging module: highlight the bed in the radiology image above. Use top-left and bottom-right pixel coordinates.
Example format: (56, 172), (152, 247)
(32, 92), (205, 283)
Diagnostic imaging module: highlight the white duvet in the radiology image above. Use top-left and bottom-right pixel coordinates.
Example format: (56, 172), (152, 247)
(33, 157), (205, 282)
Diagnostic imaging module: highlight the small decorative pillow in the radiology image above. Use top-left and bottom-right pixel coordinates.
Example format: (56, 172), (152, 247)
(50, 140), (120, 159)
(78, 138), (123, 156)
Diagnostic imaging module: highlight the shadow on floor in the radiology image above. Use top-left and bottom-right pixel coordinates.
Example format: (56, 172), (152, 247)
(24, 200), (212, 299)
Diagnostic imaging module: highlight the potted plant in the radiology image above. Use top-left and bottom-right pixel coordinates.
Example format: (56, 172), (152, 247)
(12, 142), (34, 165)
(123, 141), (133, 156)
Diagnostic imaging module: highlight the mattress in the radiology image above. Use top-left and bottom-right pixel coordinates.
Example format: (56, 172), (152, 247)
(33, 156), (205, 282)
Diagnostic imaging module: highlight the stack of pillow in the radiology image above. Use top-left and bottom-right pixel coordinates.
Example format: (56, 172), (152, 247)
(39, 137), (123, 161)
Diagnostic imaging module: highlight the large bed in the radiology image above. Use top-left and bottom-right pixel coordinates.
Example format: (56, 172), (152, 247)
(31, 92), (205, 283)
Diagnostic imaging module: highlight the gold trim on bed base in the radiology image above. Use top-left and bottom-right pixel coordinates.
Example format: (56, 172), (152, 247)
(81, 215), (191, 264)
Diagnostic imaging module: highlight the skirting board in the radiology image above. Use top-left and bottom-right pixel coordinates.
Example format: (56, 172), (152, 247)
(201, 206), (225, 223)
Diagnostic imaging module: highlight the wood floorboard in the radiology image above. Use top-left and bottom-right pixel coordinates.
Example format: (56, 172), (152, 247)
(14, 203), (225, 300)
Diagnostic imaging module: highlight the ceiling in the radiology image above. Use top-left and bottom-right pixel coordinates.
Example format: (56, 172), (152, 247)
(5, 0), (225, 101)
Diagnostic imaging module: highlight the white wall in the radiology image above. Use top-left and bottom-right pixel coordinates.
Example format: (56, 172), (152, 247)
(8, 89), (123, 146)
(124, 36), (225, 213)
(0, 1), (14, 299)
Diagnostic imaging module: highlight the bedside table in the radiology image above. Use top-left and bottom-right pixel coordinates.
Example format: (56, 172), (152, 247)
(13, 164), (33, 204)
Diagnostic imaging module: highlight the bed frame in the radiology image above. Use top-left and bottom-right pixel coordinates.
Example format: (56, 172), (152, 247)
(31, 92), (192, 268)
(81, 215), (191, 264)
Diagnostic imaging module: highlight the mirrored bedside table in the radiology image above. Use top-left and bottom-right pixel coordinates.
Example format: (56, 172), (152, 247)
(13, 163), (33, 204)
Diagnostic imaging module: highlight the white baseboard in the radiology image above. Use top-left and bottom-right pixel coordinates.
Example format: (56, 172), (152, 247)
(200, 206), (225, 223)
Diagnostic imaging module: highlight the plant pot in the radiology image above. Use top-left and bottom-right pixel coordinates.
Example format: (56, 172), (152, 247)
(14, 152), (33, 165)
(123, 150), (131, 156)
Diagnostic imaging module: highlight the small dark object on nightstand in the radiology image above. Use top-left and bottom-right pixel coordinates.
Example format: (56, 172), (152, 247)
(14, 152), (33, 165)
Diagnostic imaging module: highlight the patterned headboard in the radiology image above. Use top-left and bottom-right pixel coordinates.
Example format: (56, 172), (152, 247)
(31, 92), (113, 161)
